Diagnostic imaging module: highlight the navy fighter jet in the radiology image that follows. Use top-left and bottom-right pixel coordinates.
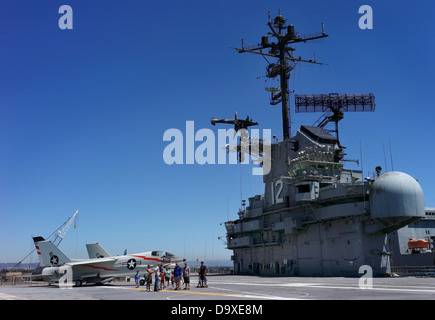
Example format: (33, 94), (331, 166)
(32, 236), (184, 287)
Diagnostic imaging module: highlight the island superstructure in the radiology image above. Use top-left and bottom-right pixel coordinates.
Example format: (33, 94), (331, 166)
(217, 13), (435, 276)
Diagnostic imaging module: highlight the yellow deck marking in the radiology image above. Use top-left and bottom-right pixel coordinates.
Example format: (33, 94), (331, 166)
(0, 293), (28, 300)
(127, 287), (295, 299)
(129, 287), (242, 297)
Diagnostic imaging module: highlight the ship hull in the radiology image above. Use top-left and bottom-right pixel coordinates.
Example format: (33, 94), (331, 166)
(230, 214), (435, 277)
(231, 217), (391, 277)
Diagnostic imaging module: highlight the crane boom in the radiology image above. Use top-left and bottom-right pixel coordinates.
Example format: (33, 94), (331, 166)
(15, 210), (79, 266)
(53, 209), (79, 246)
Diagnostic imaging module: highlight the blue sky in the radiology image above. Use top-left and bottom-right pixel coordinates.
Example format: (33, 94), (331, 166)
(1, 0), (434, 263)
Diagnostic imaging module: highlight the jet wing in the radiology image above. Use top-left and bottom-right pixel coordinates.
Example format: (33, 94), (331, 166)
(68, 258), (120, 279)
(67, 257), (117, 266)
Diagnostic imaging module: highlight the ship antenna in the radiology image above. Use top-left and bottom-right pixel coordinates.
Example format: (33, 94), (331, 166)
(240, 166), (243, 207)
(389, 138), (394, 171)
(227, 197), (230, 221)
(383, 142), (388, 172)
(236, 11), (328, 140)
(360, 141), (366, 211)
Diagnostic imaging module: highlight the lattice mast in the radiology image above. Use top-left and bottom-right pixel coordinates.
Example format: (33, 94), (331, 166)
(236, 11), (328, 140)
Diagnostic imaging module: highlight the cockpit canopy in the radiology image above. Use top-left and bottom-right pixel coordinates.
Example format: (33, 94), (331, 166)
(151, 251), (175, 257)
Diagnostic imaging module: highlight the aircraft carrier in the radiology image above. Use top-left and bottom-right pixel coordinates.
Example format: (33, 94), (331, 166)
(218, 13), (435, 277)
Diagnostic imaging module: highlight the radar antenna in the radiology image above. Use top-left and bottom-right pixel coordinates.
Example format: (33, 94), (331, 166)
(211, 112), (258, 134)
(294, 93), (375, 143)
(211, 112), (259, 162)
(236, 11), (328, 140)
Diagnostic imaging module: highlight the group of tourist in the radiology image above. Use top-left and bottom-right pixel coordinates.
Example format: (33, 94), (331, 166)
(134, 261), (208, 291)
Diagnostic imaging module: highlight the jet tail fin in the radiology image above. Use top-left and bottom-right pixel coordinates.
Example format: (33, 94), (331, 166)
(86, 243), (112, 259)
(33, 236), (71, 267)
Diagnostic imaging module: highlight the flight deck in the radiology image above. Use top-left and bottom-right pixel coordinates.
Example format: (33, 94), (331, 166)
(2, 274), (435, 300)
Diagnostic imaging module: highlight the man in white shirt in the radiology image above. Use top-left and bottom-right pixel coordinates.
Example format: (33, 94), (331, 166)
(154, 263), (161, 291)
